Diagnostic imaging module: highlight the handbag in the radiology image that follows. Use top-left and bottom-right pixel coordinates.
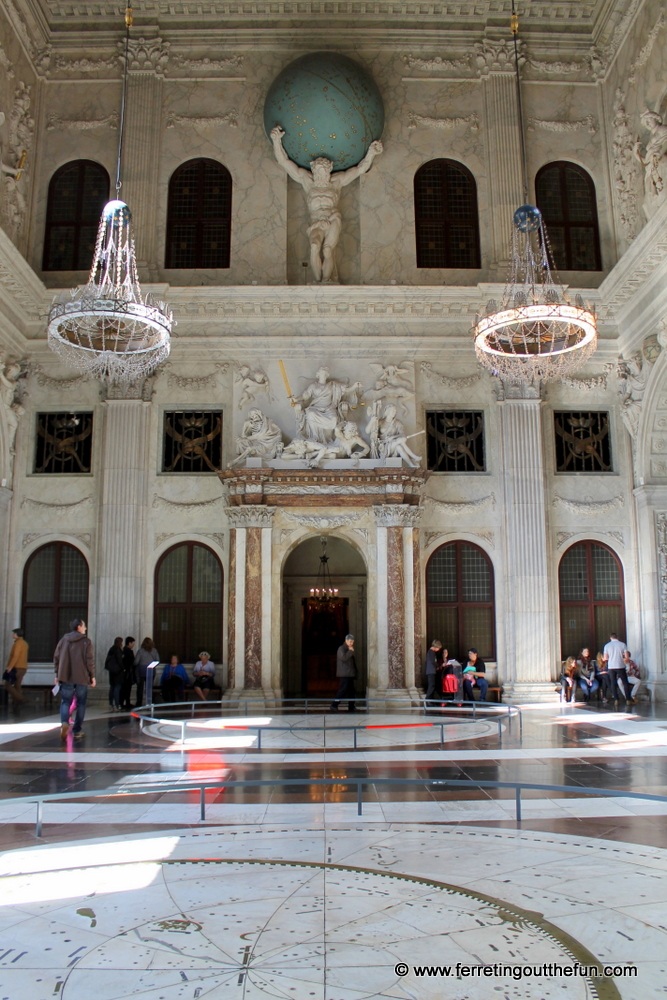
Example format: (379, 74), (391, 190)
(2, 668), (16, 684)
(443, 673), (459, 694)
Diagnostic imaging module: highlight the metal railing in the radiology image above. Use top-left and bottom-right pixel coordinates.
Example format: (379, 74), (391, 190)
(4, 775), (667, 839)
(132, 703), (519, 748)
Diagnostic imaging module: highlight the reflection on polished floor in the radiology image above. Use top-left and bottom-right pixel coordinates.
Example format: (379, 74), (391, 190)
(1, 698), (666, 998)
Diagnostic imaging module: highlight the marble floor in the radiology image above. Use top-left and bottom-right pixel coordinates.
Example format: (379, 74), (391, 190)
(0, 696), (666, 998)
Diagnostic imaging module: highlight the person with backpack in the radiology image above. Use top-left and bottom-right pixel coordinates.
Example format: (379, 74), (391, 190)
(105, 636), (124, 712)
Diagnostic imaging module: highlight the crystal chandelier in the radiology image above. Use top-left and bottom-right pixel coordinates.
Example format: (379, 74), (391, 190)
(472, 6), (597, 383)
(47, 7), (173, 384)
(308, 537), (339, 607)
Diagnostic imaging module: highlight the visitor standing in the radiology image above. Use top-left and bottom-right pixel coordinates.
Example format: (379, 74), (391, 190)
(424, 640), (442, 704)
(134, 637), (159, 707)
(330, 634), (357, 712)
(3, 628), (28, 710)
(54, 619), (95, 741)
(105, 636), (124, 711)
(602, 632), (633, 705)
(120, 637), (136, 709)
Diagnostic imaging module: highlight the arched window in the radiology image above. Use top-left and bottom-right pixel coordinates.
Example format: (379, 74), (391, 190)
(154, 542), (223, 663)
(535, 161), (601, 271)
(42, 160), (109, 271)
(165, 158), (232, 269)
(426, 541), (495, 660)
(414, 159), (481, 269)
(559, 541), (625, 657)
(22, 543), (89, 661)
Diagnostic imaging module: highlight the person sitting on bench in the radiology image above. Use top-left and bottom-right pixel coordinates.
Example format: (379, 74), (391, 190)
(160, 655), (189, 702)
(462, 648), (487, 702)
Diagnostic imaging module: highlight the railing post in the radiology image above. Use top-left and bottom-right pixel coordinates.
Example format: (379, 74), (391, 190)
(35, 801), (43, 838)
(353, 727), (357, 751)
(440, 723), (444, 748)
(515, 787), (522, 822)
(200, 787), (206, 821)
(191, 702), (195, 717)
(181, 720), (186, 745)
(257, 728), (262, 750)
(357, 781), (363, 816)
(498, 718), (502, 742)
(472, 699), (476, 720)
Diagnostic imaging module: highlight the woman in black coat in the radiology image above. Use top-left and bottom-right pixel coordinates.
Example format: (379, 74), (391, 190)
(105, 636), (124, 711)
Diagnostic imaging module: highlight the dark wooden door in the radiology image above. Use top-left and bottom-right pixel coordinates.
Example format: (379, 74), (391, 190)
(301, 598), (349, 696)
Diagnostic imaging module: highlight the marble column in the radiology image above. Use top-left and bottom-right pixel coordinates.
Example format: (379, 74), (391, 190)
(121, 37), (168, 277)
(497, 384), (555, 700)
(373, 504), (422, 702)
(0, 486), (13, 663)
(225, 506), (275, 696)
(481, 69), (524, 268)
(96, 398), (150, 655)
(634, 487), (667, 700)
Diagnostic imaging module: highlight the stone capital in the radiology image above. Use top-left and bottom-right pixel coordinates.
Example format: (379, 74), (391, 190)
(226, 505), (276, 529)
(373, 503), (423, 527)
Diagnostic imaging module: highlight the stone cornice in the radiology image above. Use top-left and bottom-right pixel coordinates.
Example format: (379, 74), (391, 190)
(221, 467), (428, 507)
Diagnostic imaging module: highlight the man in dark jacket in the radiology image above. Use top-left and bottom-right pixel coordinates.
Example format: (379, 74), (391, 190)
(424, 639), (442, 704)
(54, 618), (95, 741)
(330, 634), (357, 713)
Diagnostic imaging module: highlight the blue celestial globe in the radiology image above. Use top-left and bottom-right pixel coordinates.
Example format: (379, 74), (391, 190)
(264, 52), (384, 172)
(514, 204), (542, 233)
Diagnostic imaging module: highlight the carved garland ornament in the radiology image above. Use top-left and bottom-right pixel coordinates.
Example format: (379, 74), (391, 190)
(152, 494), (224, 511)
(553, 494), (624, 514)
(657, 513), (667, 652)
(166, 363), (229, 389)
(420, 362), (481, 388)
(46, 112), (119, 130)
(165, 111), (238, 129)
(21, 496), (93, 512)
(426, 494), (495, 513)
(407, 112), (479, 131)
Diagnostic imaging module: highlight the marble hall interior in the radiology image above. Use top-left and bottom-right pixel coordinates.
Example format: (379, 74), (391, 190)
(3, 0), (667, 996)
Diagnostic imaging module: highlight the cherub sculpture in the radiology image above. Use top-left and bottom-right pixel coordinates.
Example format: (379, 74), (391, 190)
(235, 364), (273, 410)
(270, 125), (383, 282)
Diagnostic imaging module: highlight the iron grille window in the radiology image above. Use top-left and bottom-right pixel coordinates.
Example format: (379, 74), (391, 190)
(34, 412), (93, 474)
(426, 411), (485, 472)
(42, 160), (109, 271)
(165, 158), (232, 269)
(163, 411), (223, 473)
(414, 159), (481, 269)
(22, 543), (89, 660)
(535, 161), (602, 271)
(554, 411), (611, 472)
(559, 541), (625, 657)
(154, 542), (223, 663)
(426, 541), (495, 661)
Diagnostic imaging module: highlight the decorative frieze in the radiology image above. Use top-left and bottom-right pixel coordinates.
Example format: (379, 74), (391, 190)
(281, 511), (360, 529)
(222, 468), (428, 507)
(656, 512), (667, 653)
(420, 363), (481, 388)
(402, 54), (470, 73)
(172, 54), (243, 73)
(426, 494), (495, 513)
(611, 90), (640, 242)
(628, 9), (665, 84)
(166, 363), (229, 389)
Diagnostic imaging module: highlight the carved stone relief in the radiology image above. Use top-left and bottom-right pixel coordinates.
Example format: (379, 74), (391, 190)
(420, 362), (480, 389)
(167, 363), (229, 389)
(628, 10), (665, 85)
(21, 496), (93, 513)
(282, 511), (360, 530)
(612, 90), (639, 241)
(656, 512), (667, 653)
(226, 505), (276, 528)
(172, 54), (243, 73)
(120, 37), (170, 76)
(373, 504), (423, 527)
(152, 494), (224, 512)
(427, 494), (495, 513)
(402, 54), (470, 73)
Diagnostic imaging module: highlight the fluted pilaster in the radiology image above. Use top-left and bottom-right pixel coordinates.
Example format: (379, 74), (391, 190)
(123, 72), (163, 275)
(498, 397), (554, 696)
(97, 400), (149, 650)
(483, 73), (524, 267)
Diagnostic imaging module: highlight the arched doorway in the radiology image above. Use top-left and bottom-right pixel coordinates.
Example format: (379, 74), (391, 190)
(22, 542), (89, 661)
(425, 541), (495, 663)
(282, 535), (367, 698)
(559, 541), (625, 657)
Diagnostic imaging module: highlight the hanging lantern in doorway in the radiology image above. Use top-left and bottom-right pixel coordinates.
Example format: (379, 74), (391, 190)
(307, 536), (339, 608)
